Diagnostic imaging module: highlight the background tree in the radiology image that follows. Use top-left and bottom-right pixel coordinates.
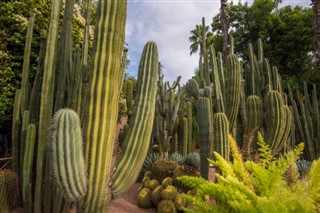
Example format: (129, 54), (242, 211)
(0, 0), (88, 145)
(220, 0), (229, 63)
(312, 0), (320, 72)
(211, 0), (314, 90)
(189, 24), (214, 57)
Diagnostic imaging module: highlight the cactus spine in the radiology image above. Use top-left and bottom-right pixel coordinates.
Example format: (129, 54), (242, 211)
(50, 109), (87, 201)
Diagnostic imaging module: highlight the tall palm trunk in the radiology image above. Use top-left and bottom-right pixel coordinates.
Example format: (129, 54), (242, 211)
(220, 0), (229, 64)
(312, 0), (320, 71)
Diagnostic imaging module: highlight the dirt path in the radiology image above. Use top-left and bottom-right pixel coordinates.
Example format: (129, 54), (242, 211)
(109, 183), (156, 213)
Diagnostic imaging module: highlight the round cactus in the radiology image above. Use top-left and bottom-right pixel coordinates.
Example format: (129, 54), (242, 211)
(174, 194), (186, 210)
(157, 200), (177, 213)
(151, 160), (178, 182)
(137, 187), (152, 209)
(151, 185), (164, 206)
(144, 171), (152, 178)
(160, 185), (178, 201)
(0, 169), (18, 211)
(148, 179), (160, 191)
(50, 109), (87, 202)
(162, 177), (173, 188)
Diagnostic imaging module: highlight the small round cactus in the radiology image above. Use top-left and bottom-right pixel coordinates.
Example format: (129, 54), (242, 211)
(162, 177), (173, 187)
(157, 200), (177, 213)
(160, 185), (178, 201)
(137, 187), (152, 209)
(151, 185), (164, 206)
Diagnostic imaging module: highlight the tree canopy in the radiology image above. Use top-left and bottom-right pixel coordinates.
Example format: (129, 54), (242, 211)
(210, 0), (315, 90)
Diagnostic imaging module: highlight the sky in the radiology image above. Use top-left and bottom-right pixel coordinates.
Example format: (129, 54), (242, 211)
(125, 0), (311, 85)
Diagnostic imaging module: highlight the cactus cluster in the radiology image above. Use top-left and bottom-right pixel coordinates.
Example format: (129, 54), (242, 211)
(11, 1), (160, 212)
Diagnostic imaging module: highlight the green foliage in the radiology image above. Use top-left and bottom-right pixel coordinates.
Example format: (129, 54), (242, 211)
(0, 0), (50, 128)
(211, 0), (314, 89)
(178, 134), (319, 213)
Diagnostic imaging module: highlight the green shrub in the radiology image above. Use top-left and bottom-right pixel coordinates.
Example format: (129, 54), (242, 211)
(178, 133), (320, 213)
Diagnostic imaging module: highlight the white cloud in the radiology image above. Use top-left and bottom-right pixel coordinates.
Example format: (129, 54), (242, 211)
(125, 0), (310, 84)
(125, 0), (220, 84)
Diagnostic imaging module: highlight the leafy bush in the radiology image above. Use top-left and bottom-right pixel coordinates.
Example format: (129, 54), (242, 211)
(178, 133), (320, 213)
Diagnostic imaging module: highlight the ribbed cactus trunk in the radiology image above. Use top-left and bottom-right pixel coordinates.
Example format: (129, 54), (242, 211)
(111, 41), (158, 197)
(79, 1), (126, 211)
(197, 97), (211, 179)
(213, 112), (230, 161)
(34, 0), (62, 211)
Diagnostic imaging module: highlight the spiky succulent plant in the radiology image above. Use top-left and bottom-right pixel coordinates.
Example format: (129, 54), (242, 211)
(184, 152), (200, 169)
(169, 153), (185, 165)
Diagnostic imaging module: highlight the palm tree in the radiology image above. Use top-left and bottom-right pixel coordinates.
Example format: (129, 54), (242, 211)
(189, 24), (213, 57)
(312, 0), (320, 72)
(220, 0), (229, 64)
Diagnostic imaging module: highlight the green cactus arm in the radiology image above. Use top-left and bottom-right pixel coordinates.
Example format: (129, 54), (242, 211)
(34, 0), (62, 210)
(11, 90), (21, 175)
(79, 1), (127, 211)
(20, 12), (35, 115)
(197, 97), (211, 179)
(50, 109), (87, 202)
(188, 79), (200, 98)
(213, 113), (230, 161)
(209, 45), (225, 113)
(186, 101), (193, 154)
(82, 0), (92, 66)
(225, 53), (241, 130)
(111, 41), (158, 197)
(53, 0), (75, 112)
(312, 84), (320, 154)
(22, 124), (36, 206)
(126, 79), (133, 119)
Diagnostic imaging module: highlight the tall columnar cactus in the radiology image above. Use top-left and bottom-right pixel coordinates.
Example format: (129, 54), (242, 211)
(0, 170), (18, 212)
(112, 41), (158, 197)
(50, 109), (88, 202)
(264, 90), (291, 155)
(182, 117), (189, 157)
(186, 101), (193, 153)
(126, 79), (133, 120)
(243, 95), (262, 152)
(78, 1), (126, 210)
(188, 79), (200, 99)
(212, 112), (230, 161)
(225, 53), (241, 130)
(22, 124), (36, 207)
(197, 97), (212, 179)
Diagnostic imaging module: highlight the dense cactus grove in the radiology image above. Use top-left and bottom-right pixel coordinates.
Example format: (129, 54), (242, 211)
(0, 0), (319, 212)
